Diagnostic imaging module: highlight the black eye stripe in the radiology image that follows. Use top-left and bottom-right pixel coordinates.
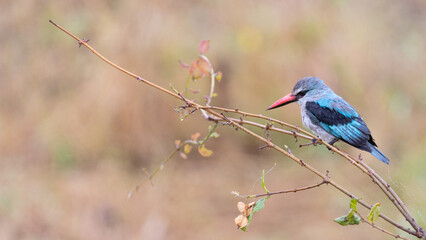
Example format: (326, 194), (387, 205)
(296, 90), (308, 97)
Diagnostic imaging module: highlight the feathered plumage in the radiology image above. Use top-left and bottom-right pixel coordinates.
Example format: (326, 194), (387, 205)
(267, 76), (389, 164)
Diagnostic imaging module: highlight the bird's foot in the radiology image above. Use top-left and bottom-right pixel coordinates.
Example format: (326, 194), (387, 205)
(326, 139), (339, 151)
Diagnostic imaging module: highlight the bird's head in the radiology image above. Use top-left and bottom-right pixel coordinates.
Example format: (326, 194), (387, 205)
(267, 76), (328, 110)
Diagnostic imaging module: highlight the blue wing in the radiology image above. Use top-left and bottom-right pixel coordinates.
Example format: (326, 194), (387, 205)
(305, 96), (376, 149)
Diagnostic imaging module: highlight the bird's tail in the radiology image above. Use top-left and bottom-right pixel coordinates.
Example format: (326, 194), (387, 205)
(369, 144), (390, 164)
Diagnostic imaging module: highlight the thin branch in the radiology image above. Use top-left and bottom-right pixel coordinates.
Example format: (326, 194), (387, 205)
(128, 145), (181, 199)
(200, 55), (216, 107)
(356, 212), (411, 240)
(203, 113), (313, 141)
(235, 180), (328, 198)
(199, 106), (311, 136)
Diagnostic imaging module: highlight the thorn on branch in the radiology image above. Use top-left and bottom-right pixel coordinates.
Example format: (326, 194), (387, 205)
(221, 113), (238, 130)
(324, 170), (331, 183)
(299, 138), (320, 148)
(78, 38), (90, 48)
(189, 108), (198, 115)
(257, 144), (272, 151)
(136, 76), (146, 83)
(290, 130), (298, 142)
(299, 160), (306, 167)
(142, 168), (154, 187)
(284, 145), (293, 156)
(220, 112), (229, 121)
(264, 123), (272, 141)
(178, 92), (191, 107)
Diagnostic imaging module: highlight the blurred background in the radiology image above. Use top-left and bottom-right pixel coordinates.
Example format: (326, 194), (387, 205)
(1, 0), (426, 239)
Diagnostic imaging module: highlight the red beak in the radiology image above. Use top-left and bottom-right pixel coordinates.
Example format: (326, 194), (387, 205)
(267, 93), (297, 110)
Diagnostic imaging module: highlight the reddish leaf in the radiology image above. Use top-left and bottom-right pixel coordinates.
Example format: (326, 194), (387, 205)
(191, 132), (201, 141)
(189, 88), (200, 94)
(197, 57), (212, 75)
(199, 40), (210, 54)
(189, 59), (203, 79)
(189, 57), (212, 79)
(178, 60), (190, 68)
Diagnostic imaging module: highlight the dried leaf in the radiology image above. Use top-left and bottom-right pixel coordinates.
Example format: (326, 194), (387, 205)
(235, 214), (248, 229)
(237, 202), (246, 213)
(198, 145), (213, 157)
(179, 152), (187, 159)
(199, 40), (210, 54)
(183, 144), (192, 154)
(246, 202), (255, 216)
(240, 198), (266, 231)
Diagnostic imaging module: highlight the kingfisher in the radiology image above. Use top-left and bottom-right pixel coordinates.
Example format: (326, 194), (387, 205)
(267, 76), (389, 164)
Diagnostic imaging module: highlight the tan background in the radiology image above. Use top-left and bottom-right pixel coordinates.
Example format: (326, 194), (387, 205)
(1, 0), (426, 239)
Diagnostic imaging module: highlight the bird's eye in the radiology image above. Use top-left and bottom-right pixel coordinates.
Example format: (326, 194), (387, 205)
(296, 90), (308, 98)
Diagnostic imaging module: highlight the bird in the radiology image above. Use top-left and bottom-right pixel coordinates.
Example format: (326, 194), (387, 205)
(267, 76), (389, 164)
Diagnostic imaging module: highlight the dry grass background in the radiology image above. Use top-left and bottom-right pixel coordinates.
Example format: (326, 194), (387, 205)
(1, 0), (426, 239)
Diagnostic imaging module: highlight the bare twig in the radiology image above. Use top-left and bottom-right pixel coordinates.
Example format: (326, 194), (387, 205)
(235, 180), (328, 198)
(356, 211), (410, 240)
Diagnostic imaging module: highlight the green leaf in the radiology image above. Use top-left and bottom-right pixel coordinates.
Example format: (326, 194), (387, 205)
(210, 132), (220, 138)
(252, 198), (266, 214)
(215, 71), (222, 82)
(334, 215), (349, 226)
(261, 170), (269, 195)
(183, 144), (192, 154)
(334, 209), (361, 226)
(241, 198), (266, 231)
(367, 203), (381, 223)
(350, 198), (359, 212)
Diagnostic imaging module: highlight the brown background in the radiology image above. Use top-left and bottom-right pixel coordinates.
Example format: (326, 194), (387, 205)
(1, 0), (426, 239)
